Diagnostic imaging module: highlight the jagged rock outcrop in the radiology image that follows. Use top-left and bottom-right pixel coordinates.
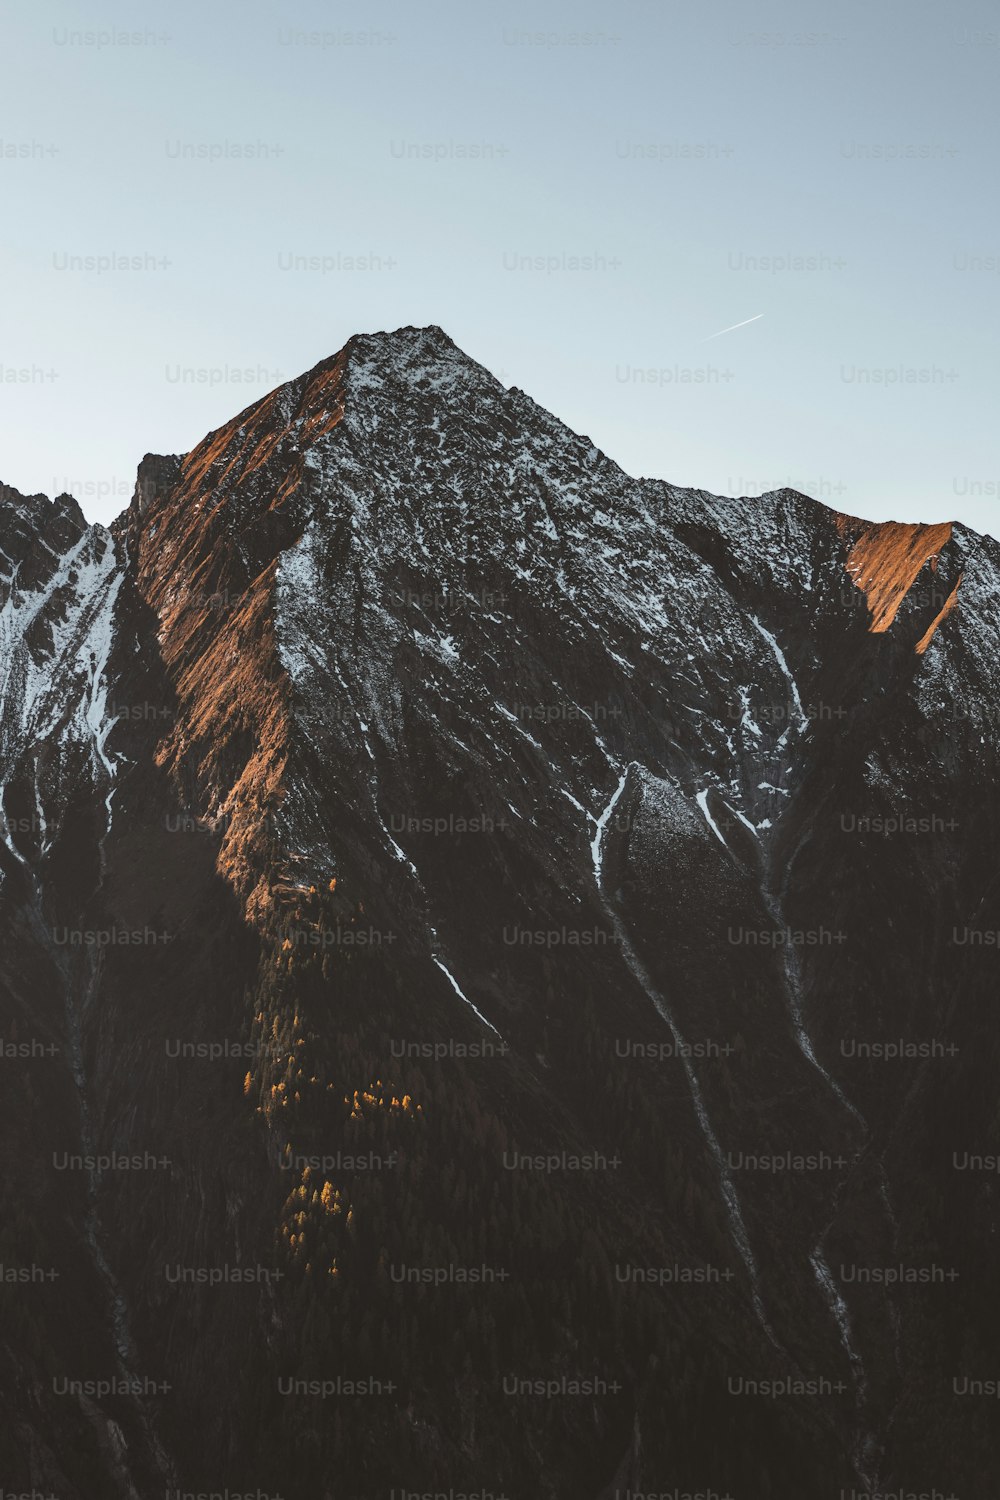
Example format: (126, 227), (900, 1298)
(130, 453), (183, 520)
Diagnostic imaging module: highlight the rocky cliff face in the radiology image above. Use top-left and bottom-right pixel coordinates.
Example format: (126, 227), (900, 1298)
(0, 326), (997, 1498)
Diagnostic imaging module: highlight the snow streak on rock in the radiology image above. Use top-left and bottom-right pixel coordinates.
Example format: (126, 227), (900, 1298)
(592, 766), (777, 1346)
(0, 522), (123, 871)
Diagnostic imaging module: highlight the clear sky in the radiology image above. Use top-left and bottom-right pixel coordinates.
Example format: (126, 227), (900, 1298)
(1, 0), (997, 534)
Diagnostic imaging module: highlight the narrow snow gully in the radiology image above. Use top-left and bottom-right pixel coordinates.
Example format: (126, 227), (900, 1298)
(591, 765), (779, 1347)
(332, 655), (503, 1040)
(752, 621), (885, 1489)
(763, 880), (863, 1128)
(86, 556), (126, 862)
(750, 614), (806, 728)
(765, 848), (891, 1490)
(694, 787), (728, 847)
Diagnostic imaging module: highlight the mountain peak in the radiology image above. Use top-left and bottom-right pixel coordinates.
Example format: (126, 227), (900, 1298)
(1, 330), (998, 1495)
(346, 321), (459, 351)
(337, 322), (504, 398)
(0, 482), (88, 598)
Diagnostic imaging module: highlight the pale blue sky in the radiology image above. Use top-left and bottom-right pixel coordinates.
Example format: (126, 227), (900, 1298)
(1, 0), (997, 533)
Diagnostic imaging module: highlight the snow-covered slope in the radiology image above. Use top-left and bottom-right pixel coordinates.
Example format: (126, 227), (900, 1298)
(0, 488), (123, 874)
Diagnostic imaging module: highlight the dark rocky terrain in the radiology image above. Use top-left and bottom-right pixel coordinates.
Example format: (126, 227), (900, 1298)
(0, 325), (997, 1497)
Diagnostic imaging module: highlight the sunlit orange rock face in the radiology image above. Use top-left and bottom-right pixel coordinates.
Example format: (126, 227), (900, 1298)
(915, 576), (962, 656)
(835, 515), (959, 650)
(132, 354), (347, 920)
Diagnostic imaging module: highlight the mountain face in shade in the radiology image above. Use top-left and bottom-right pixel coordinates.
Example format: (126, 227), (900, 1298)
(1, 325), (998, 1499)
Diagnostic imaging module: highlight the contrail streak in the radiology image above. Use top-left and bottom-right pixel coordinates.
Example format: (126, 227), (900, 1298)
(704, 313), (764, 340)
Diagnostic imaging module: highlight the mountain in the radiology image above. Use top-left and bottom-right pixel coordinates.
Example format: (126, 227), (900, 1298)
(1, 325), (997, 1498)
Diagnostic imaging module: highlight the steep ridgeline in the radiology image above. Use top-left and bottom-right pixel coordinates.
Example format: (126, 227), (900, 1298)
(1, 327), (998, 1499)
